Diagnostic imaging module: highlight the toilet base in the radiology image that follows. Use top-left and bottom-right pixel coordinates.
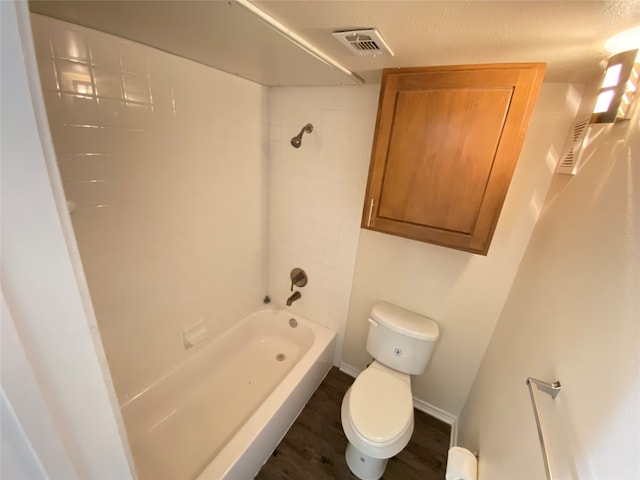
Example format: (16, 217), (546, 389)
(345, 442), (388, 480)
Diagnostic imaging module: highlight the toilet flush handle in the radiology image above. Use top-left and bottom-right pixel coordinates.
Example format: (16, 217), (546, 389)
(368, 318), (379, 327)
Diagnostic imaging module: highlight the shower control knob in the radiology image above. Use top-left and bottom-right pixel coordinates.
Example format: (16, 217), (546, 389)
(290, 268), (308, 290)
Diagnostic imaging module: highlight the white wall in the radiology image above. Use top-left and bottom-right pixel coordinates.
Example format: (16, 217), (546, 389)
(30, 14), (269, 403)
(268, 85), (380, 362)
(1, 295), (79, 479)
(1, 391), (48, 480)
(342, 83), (583, 417)
(1, 3), (132, 477)
(457, 97), (640, 477)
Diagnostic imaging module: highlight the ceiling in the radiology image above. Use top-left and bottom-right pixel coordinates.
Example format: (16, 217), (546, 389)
(30, 0), (640, 86)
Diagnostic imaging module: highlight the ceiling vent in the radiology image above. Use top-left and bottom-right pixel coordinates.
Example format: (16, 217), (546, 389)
(557, 118), (589, 175)
(332, 29), (394, 57)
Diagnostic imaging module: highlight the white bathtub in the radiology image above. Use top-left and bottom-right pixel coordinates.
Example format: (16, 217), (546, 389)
(120, 308), (336, 480)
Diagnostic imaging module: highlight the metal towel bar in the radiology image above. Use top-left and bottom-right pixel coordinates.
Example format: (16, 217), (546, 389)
(525, 377), (562, 480)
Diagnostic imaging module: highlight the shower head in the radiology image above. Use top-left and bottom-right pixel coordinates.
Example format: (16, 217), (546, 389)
(290, 135), (302, 148)
(291, 123), (313, 148)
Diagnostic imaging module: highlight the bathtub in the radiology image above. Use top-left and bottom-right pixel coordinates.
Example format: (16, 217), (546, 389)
(120, 308), (336, 479)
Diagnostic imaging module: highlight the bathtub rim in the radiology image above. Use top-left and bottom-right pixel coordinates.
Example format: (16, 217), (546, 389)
(120, 306), (319, 411)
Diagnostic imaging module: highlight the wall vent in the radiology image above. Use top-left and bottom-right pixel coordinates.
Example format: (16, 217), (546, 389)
(332, 29), (394, 57)
(557, 118), (589, 175)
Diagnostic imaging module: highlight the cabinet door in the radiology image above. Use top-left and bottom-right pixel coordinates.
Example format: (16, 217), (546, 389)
(362, 64), (545, 255)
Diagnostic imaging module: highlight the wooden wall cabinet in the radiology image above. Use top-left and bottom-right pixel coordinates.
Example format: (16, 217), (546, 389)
(361, 63), (546, 255)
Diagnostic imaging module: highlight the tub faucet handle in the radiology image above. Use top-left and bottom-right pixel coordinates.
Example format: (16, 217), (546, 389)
(290, 268), (308, 291)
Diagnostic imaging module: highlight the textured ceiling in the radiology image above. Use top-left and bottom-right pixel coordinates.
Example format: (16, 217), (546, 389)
(30, 0), (640, 86)
(256, 0), (640, 84)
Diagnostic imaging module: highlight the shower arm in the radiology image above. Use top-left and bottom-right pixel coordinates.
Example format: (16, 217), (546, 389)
(296, 124), (313, 137)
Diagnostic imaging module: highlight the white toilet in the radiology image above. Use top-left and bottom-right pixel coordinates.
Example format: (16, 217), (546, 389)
(341, 302), (439, 480)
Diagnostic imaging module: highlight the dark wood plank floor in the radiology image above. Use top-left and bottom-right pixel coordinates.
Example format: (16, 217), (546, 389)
(256, 367), (450, 480)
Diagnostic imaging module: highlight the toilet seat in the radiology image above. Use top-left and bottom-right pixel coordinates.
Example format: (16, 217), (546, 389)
(349, 365), (413, 442)
(341, 362), (414, 459)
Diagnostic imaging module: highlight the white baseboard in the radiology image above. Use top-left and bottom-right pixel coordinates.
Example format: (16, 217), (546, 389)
(338, 362), (361, 379)
(339, 362), (458, 447)
(412, 397), (458, 447)
(450, 421), (458, 449)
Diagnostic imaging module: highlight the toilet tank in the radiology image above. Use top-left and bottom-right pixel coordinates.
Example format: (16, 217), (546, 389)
(366, 302), (439, 375)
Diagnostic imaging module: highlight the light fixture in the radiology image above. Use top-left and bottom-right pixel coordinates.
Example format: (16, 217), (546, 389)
(590, 48), (639, 123)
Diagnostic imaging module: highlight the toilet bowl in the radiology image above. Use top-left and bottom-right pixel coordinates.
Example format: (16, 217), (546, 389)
(341, 302), (439, 480)
(341, 362), (414, 479)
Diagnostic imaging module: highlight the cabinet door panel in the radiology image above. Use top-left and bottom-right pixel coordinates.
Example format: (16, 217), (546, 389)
(378, 87), (512, 234)
(362, 63), (545, 255)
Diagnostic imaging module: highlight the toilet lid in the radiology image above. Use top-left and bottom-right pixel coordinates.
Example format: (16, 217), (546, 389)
(349, 367), (413, 443)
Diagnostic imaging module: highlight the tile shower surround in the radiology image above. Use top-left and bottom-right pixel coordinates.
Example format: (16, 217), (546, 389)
(31, 13), (376, 401)
(31, 14), (268, 403)
(267, 86), (379, 363)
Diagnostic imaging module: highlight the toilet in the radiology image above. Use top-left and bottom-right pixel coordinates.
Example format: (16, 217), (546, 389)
(341, 302), (439, 480)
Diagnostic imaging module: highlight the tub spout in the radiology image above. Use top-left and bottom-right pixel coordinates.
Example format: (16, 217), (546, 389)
(286, 291), (301, 306)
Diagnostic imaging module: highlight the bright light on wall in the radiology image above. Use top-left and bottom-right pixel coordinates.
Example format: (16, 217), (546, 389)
(605, 26), (640, 60)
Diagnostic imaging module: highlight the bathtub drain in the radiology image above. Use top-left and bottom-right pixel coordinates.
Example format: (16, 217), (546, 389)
(275, 353), (286, 361)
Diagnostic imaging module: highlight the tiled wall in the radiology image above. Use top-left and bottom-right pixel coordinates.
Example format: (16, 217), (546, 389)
(31, 14), (268, 403)
(267, 86), (380, 361)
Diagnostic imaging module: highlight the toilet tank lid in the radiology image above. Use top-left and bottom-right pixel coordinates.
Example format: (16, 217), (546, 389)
(370, 302), (439, 341)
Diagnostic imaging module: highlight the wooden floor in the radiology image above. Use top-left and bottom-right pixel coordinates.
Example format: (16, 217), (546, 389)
(256, 367), (450, 480)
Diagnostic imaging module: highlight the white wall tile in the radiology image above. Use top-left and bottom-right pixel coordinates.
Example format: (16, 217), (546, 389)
(54, 59), (93, 94)
(88, 35), (121, 70)
(29, 13), (53, 62)
(119, 44), (147, 76)
(267, 85), (380, 363)
(122, 73), (150, 104)
(97, 98), (126, 127)
(41, 90), (63, 122)
(36, 55), (59, 91)
(65, 154), (132, 182)
(51, 25), (90, 62)
(125, 103), (153, 130)
(32, 13), (267, 403)
(60, 93), (99, 126)
(92, 66), (123, 100)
